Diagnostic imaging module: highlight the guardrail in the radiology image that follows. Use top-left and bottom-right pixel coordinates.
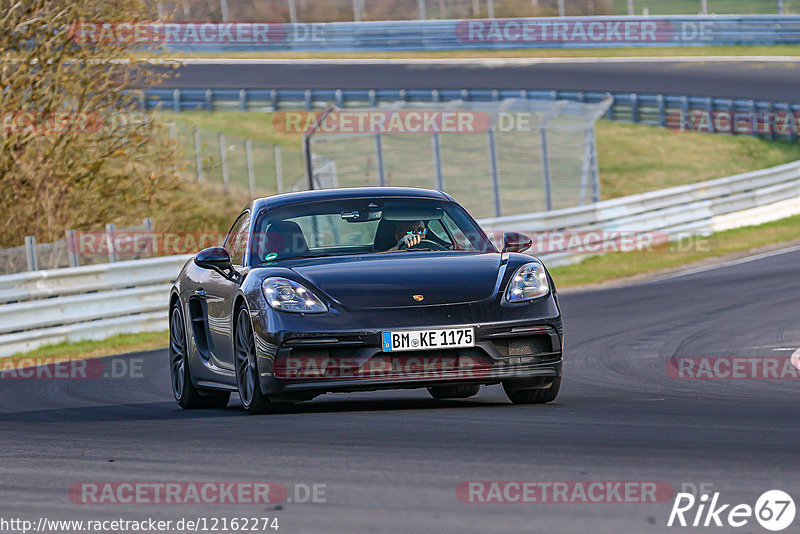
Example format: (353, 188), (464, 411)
(0, 256), (190, 357)
(144, 88), (800, 141)
(1, 160), (799, 358)
(157, 16), (800, 51)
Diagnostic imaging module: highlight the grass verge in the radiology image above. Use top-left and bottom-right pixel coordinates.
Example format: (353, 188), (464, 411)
(550, 214), (800, 287)
(2, 331), (169, 367)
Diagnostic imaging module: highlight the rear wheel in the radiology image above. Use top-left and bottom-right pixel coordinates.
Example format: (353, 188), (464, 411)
(169, 302), (230, 409)
(235, 307), (273, 414)
(503, 377), (561, 404)
(427, 384), (480, 399)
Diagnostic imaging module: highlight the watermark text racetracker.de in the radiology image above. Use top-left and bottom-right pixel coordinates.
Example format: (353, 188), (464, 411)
(0, 356), (144, 380)
(69, 481), (326, 505)
(667, 354), (800, 380)
(457, 481), (674, 504)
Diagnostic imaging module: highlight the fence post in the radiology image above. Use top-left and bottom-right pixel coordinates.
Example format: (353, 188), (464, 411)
(193, 128), (204, 183)
(778, 0), (785, 14)
(631, 93), (640, 123)
(172, 88), (181, 112)
(431, 133), (444, 190)
(219, 133), (230, 193)
(487, 0), (495, 18)
(557, 0), (565, 16)
(627, 0), (634, 15)
(374, 134), (386, 186)
(245, 139), (256, 197)
(590, 129), (601, 203)
(66, 230), (79, 267)
(417, 0), (427, 19)
(105, 223), (117, 263)
(700, 0), (708, 14)
(24, 236), (39, 272)
(288, 0), (298, 23)
(220, 0), (229, 22)
(539, 126), (553, 211)
(657, 94), (666, 127)
(274, 145), (284, 193)
(487, 127), (502, 217)
(352, 0), (362, 21)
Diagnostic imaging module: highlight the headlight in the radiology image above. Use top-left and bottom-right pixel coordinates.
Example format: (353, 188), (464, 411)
(505, 262), (550, 302)
(262, 277), (327, 314)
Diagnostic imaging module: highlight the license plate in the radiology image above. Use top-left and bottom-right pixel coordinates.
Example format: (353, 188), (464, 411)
(381, 327), (475, 352)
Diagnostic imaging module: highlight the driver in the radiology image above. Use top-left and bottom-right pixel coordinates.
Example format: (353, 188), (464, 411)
(386, 220), (426, 252)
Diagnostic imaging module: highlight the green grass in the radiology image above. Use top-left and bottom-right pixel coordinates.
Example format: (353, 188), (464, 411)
(611, 0), (797, 15)
(596, 121), (800, 199)
(550, 213), (800, 287)
(2, 331), (169, 366)
(154, 44), (800, 60)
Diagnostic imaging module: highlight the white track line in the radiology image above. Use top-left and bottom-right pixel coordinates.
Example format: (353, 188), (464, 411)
(166, 56), (800, 66)
(648, 243), (800, 283)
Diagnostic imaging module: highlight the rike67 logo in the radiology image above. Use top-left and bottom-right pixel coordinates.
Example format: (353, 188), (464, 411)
(668, 490), (796, 531)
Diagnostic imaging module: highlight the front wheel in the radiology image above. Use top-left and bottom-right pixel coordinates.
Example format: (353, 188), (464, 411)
(169, 302), (230, 409)
(235, 307), (273, 414)
(503, 377), (561, 404)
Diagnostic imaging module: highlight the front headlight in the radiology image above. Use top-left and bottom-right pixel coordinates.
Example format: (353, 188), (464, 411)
(505, 262), (550, 302)
(262, 277), (328, 314)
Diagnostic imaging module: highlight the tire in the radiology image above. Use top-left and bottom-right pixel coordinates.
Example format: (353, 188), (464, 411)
(169, 302), (230, 409)
(234, 306), (273, 414)
(503, 377), (561, 405)
(427, 384), (480, 399)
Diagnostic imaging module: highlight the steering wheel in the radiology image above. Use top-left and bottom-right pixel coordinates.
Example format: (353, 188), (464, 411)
(398, 238), (449, 251)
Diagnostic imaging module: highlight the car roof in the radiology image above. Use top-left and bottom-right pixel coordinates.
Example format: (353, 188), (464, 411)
(250, 187), (450, 212)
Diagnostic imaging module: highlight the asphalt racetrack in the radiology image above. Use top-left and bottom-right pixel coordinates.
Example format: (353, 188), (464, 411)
(160, 58), (800, 101)
(2, 247), (799, 533)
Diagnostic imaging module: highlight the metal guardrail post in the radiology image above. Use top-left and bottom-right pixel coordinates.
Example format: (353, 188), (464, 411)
(779, 0), (785, 15)
(239, 89), (247, 111)
(657, 94), (666, 127)
(539, 126), (553, 211)
(193, 128), (204, 183)
(557, 0), (565, 16)
(631, 93), (640, 123)
(66, 230), (79, 267)
(172, 89), (180, 113)
(274, 145), (284, 193)
(220, 0), (229, 22)
(219, 133), (230, 193)
(245, 139), (256, 196)
(487, 127), (502, 217)
(487, 0), (495, 19)
(375, 134), (386, 186)
(627, 0), (634, 15)
(24, 236), (38, 272)
(288, 0), (297, 23)
(143, 218), (153, 233)
(105, 223), (118, 263)
(417, 0), (426, 19)
(431, 133), (444, 191)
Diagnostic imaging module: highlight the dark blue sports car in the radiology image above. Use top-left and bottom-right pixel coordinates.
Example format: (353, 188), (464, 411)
(169, 187), (563, 413)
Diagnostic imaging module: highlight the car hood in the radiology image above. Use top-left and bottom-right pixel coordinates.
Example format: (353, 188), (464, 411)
(288, 252), (503, 310)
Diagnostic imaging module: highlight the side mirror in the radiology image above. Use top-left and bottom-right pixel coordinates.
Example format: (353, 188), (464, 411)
(502, 232), (532, 253)
(194, 246), (234, 275)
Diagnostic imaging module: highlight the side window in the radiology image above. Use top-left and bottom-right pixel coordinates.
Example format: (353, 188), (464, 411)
(224, 211), (251, 266)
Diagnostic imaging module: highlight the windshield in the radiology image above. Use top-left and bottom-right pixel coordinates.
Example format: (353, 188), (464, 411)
(250, 198), (495, 266)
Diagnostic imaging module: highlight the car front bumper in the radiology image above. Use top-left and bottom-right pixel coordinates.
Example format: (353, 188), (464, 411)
(250, 297), (563, 399)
